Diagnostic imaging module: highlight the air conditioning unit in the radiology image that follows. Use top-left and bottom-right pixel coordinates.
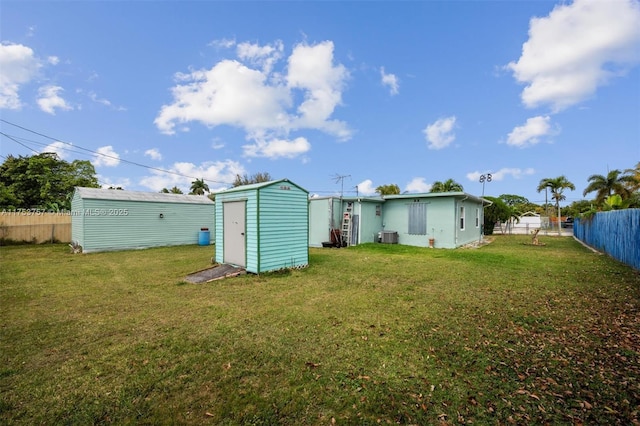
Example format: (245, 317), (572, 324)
(381, 231), (398, 244)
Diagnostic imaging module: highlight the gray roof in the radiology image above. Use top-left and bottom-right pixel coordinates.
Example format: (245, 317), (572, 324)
(74, 187), (214, 205)
(216, 178), (308, 194)
(383, 192), (491, 205)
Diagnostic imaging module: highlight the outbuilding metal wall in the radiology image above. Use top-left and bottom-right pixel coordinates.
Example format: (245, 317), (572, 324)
(574, 209), (640, 271)
(71, 188), (214, 253)
(215, 179), (309, 273)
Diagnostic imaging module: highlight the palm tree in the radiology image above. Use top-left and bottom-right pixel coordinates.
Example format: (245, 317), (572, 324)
(375, 184), (401, 195)
(430, 178), (463, 193)
(189, 178), (209, 195)
(623, 162), (640, 193)
(169, 186), (183, 194)
(583, 169), (630, 204)
(543, 175), (575, 231)
(536, 178), (554, 222)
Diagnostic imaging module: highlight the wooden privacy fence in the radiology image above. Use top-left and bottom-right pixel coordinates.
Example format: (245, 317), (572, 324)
(574, 209), (640, 271)
(0, 211), (71, 244)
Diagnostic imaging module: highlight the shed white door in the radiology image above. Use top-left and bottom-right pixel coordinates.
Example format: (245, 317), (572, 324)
(223, 201), (246, 267)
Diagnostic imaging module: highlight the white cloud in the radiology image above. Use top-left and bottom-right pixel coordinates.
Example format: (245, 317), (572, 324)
(405, 177), (431, 193)
(0, 43), (41, 109)
(85, 91), (126, 111)
(507, 0), (640, 112)
(37, 85), (72, 115)
(466, 167), (535, 182)
(423, 116), (456, 150)
(155, 59), (291, 135)
(139, 159), (245, 193)
(211, 138), (225, 150)
(99, 177), (131, 190)
(237, 40), (283, 73)
(209, 38), (236, 49)
(155, 40), (352, 154)
(506, 115), (556, 147)
(380, 67), (399, 95)
(243, 136), (311, 159)
(42, 141), (70, 160)
(287, 41), (351, 139)
(144, 148), (162, 161)
(47, 56), (59, 65)
(93, 145), (120, 167)
(356, 179), (377, 196)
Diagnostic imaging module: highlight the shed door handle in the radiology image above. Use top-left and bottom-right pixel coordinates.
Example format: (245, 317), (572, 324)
(241, 232), (244, 236)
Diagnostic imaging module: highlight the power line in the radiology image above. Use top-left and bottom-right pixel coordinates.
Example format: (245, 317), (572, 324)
(0, 119), (229, 185)
(0, 132), (41, 154)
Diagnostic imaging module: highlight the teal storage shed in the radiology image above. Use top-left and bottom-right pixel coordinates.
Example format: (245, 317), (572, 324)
(214, 179), (309, 273)
(71, 187), (215, 253)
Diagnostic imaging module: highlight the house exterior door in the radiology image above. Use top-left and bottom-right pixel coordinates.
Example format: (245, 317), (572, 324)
(223, 201), (246, 267)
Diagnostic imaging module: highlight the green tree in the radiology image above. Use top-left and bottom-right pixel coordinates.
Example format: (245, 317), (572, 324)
(482, 196), (510, 235)
(583, 169), (630, 204)
(161, 187), (183, 194)
(0, 153), (99, 210)
(602, 194), (626, 210)
(499, 194), (529, 207)
(233, 172), (272, 187)
(375, 184), (401, 196)
(430, 178), (463, 193)
(564, 199), (594, 218)
(623, 162), (640, 193)
(549, 175), (576, 230)
(538, 175), (575, 225)
(536, 178), (554, 218)
(189, 178), (209, 195)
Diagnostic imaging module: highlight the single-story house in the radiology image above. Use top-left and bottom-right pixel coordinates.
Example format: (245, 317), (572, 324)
(71, 187), (215, 253)
(214, 179), (309, 273)
(309, 192), (490, 249)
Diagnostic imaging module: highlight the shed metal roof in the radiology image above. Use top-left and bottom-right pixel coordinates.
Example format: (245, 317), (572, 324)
(215, 178), (308, 194)
(74, 187), (214, 204)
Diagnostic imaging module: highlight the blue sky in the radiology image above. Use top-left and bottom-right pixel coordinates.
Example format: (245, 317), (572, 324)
(1, 0), (639, 205)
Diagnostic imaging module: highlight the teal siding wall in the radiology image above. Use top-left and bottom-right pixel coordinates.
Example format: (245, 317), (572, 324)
(308, 197), (343, 247)
(257, 184), (308, 272)
(455, 199), (483, 247)
(72, 192), (214, 253)
(215, 179), (309, 273)
(381, 195), (484, 248)
(71, 192), (84, 245)
(353, 201), (383, 244)
(381, 198), (455, 248)
(309, 198), (332, 247)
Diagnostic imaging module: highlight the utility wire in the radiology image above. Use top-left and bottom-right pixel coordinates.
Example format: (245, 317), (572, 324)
(0, 132), (41, 154)
(0, 119), (230, 185)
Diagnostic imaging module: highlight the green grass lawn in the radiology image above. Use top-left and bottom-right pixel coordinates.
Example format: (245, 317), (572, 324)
(1, 236), (639, 425)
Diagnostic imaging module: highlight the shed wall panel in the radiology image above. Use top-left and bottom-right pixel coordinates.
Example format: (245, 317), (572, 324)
(71, 192), (84, 245)
(257, 184), (308, 272)
(74, 199), (214, 253)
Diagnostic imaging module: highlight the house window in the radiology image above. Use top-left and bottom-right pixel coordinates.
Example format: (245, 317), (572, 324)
(375, 205), (381, 216)
(460, 206), (465, 230)
(408, 203), (427, 235)
(475, 208), (480, 227)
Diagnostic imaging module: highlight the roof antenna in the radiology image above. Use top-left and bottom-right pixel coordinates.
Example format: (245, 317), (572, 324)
(332, 174), (351, 199)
